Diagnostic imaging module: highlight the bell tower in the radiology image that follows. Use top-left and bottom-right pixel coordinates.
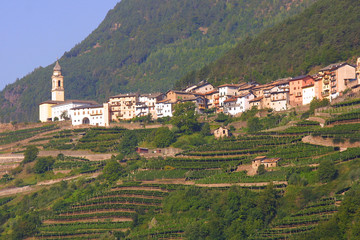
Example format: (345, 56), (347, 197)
(51, 60), (65, 101)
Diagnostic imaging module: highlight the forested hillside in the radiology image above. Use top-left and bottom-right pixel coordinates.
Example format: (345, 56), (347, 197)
(177, 0), (360, 88)
(0, 0), (316, 122)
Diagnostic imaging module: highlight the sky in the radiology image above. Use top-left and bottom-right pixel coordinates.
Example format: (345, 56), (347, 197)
(0, 0), (120, 91)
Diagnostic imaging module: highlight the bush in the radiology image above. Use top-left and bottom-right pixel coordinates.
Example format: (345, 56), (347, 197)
(103, 159), (124, 182)
(34, 157), (55, 174)
(318, 159), (337, 183)
(154, 127), (176, 147)
(23, 146), (39, 164)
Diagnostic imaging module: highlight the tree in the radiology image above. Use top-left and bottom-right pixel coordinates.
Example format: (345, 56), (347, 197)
(103, 159), (123, 182)
(171, 102), (200, 134)
(119, 131), (138, 155)
(154, 127), (176, 147)
(34, 157), (55, 174)
(318, 159), (337, 183)
(200, 122), (211, 136)
(23, 146), (39, 164)
(247, 117), (263, 133)
(11, 213), (41, 240)
(257, 164), (266, 175)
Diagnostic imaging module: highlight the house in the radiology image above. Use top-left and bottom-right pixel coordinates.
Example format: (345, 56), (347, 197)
(302, 77), (315, 105)
(108, 93), (138, 121)
(289, 75), (314, 107)
(319, 62), (356, 100)
(184, 80), (214, 94)
(70, 103), (109, 126)
(177, 96), (206, 114)
(166, 90), (196, 103)
(155, 99), (173, 118)
(223, 92), (255, 116)
(203, 90), (219, 109)
(252, 156), (280, 171)
(214, 127), (229, 139)
(249, 96), (264, 109)
(138, 93), (165, 118)
(218, 83), (244, 107)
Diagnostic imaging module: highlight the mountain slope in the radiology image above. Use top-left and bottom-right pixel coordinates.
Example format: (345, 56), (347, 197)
(176, 0), (360, 88)
(0, 0), (316, 122)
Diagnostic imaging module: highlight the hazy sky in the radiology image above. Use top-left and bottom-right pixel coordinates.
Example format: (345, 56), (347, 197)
(0, 0), (120, 91)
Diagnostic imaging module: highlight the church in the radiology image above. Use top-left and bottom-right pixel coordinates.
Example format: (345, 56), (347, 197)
(39, 61), (110, 126)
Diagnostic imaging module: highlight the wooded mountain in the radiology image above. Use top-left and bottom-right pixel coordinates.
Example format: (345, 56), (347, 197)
(177, 0), (360, 88)
(0, 0), (316, 122)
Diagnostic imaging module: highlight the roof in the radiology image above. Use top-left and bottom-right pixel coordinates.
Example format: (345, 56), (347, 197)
(273, 78), (291, 85)
(140, 92), (164, 98)
(217, 83), (243, 88)
(252, 156), (266, 161)
(223, 97), (237, 103)
(320, 62), (348, 71)
(71, 104), (103, 110)
(249, 96), (263, 102)
(204, 89), (219, 95)
(167, 90), (195, 95)
(39, 100), (63, 105)
(110, 93), (138, 98)
(52, 100), (98, 107)
(53, 60), (61, 71)
(157, 99), (172, 104)
(262, 158), (281, 163)
(290, 75), (311, 81)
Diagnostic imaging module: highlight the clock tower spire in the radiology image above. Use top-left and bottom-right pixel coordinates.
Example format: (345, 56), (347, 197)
(51, 60), (65, 101)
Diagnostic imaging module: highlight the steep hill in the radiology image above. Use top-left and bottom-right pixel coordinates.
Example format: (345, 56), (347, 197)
(0, 0), (316, 122)
(177, 0), (360, 88)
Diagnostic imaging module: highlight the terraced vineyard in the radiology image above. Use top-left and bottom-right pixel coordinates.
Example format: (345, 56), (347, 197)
(253, 196), (343, 240)
(37, 183), (172, 239)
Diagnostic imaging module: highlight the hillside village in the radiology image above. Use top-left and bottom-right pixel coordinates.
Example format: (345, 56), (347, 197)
(40, 58), (360, 127)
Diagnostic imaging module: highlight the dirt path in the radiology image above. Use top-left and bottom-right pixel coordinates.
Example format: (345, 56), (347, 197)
(140, 179), (287, 187)
(0, 172), (100, 197)
(43, 217), (133, 224)
(302, 135), (357, 149)
(39, 150), (112, 161)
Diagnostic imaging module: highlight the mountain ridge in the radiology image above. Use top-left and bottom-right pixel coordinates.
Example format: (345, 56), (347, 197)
(0, 0), (317, 122)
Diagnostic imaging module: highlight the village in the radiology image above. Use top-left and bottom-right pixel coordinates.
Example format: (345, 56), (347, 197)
(39, 58), (360, 127)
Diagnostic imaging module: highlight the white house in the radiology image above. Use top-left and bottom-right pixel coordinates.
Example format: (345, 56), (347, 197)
(51, 100), (97, 121)
(223, 92), (255, 116)
(218, 84), (244, 107)
(70, 103), (109, 126)
(302, 84), (315, 105)
(269, 85), (289, 111)
(155, 99), (173, 118)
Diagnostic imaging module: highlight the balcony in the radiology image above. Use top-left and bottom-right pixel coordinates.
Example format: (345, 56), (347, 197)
(322, 91), (330, 97)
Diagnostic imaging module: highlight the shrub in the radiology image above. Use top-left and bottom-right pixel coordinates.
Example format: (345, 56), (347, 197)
(34, 156), (55, 174)
(23, 146), (39, 164)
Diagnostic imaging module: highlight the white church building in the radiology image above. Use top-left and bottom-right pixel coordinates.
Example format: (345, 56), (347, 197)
(39, 61), (109, 126)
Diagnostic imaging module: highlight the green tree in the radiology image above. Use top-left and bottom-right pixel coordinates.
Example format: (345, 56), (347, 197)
(11, 213), (41, 240)
(257, 165), (266, 175)
(171, 102), (200, 134)
(318, 159), (337, 183)
(247, 117), (263, 133)
(119, 131), (138, 155)
(200, 122), (211, 136)
(154, 127), (176, 147)
(34, 157), (55, 174)
(23, 146), (39, 164)
(103, 159), (124, 182)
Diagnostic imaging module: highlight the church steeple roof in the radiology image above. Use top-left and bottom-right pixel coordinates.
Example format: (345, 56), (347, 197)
(53, 60), (61, 71)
